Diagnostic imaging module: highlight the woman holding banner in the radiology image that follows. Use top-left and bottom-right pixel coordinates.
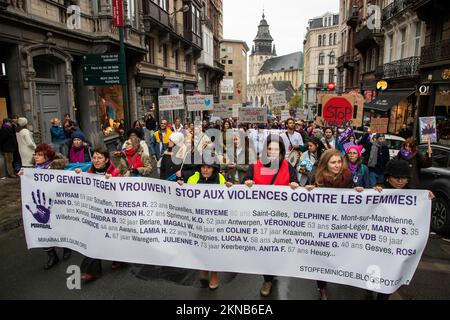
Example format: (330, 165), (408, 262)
(19, 143), (72, 269)
(115, 137), (155, 177)
(74, 148), (125, 281)
(178, 151), (232, 290)
(305, 149), (358, 300)
(345, 144), (371, 188)
(243, 135), (299, 297)
(373, 159), (434, 299)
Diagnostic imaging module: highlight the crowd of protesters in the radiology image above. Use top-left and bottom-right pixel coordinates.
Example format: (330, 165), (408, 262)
(1, 112), (436, 300)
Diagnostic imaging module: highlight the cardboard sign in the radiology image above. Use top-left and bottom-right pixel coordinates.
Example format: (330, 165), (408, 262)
(272, 91), (287, 107)
(419, 117), (437, 143)
(214, 104), (233, 119)
(238, 107), (267, 124)
(370, 118), (389, 134)
(318, 94), (362, 127)
(158, 95), (185, 111)
(187, 95), (214, 112)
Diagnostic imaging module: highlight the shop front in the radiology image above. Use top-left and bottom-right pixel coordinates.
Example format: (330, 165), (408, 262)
(418, 67), (450, 145)
(364, 89), (417, 135)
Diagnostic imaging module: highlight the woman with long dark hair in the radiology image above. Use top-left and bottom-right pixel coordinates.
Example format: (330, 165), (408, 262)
(243, 135), (299, 297)
(305, 149), (356, 300)
(19, 144), (71, 269)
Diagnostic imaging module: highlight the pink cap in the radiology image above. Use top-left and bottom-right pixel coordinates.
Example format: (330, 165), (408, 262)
(345, 144), (363, 157)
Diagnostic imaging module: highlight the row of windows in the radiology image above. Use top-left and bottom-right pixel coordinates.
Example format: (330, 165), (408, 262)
(221, 60), (234, 64)
(318, 33), (338, 47)
(222, 95), (234, 100)
(317, 69), (336, 86)
(144, 38), (193, 73)
(318, 52), (336, 65)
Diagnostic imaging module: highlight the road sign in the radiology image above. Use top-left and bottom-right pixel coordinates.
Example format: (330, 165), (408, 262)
(82, 53), (120, 65)
(82, 53), (123, 86)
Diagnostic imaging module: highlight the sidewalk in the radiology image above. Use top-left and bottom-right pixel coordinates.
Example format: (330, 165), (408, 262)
(0, 177), (22, 235)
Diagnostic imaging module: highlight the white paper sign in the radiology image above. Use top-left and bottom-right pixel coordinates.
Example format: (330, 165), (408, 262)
(187, 95), (214, 112)
(238, 107), (268, 124)
(272, 91), (287, 107)
(158, 95), (185, 111)
(214, 104), (233, 119)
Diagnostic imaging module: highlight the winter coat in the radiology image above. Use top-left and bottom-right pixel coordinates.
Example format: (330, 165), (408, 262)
(50, 126), (66, 143)
(160, 153), (183, 180)
(117, 148), (155, 177)
(68, 145), (92, 164)
(244, 160), (298, 186)
(33, 153), (68, 170)
(0, 124), (18, 153)
(396, 151), (432, 189)
(223, 145), (257, 184)
(349, 163), (371, 188)
(16, 128), (36, 167)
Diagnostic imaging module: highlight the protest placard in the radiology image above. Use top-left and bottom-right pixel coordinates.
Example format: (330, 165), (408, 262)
(187, 95), (214, 112)
(158, 95), (185, 111)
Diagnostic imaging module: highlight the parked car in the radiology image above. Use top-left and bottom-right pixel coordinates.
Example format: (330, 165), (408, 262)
(418, 144), (450, 235)
(354, 131), (405, 159)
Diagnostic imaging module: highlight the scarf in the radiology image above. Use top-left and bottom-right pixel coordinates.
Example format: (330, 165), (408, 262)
(125, 148), (144, 170)
(69, 145), (85, 163)
(400, 148), (413, 160)
(36, 160), (52, 169)
(321, 169), (353, 188)
(348, 161), (359, 175)
(368, 143), (380, 168)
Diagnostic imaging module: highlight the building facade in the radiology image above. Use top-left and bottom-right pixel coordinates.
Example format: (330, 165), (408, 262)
(303, 12), (339, 107)
(336, 0), (438, 135)
(0, 0), (203, 148)
(247, 13), (303, 110)
(220, 39), (249, 105)
(197, 0), (224, 106)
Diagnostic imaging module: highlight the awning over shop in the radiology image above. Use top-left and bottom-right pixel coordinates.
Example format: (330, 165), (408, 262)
(364, 89), (415, 112)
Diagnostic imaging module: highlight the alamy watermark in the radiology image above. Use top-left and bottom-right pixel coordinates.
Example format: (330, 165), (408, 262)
(367, 5), (382, 30)
(66, 265), (81, 290)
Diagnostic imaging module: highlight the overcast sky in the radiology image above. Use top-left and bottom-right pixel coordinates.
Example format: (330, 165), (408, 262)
(223, 0), (339, 56)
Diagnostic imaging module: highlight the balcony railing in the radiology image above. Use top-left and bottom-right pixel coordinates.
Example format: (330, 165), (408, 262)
(355, 26), (383, 49)
(378, 56), (420, 79)
(184, 30), (202, 49)
(420, 39), (450, 66)
(338, 53), (357, 69)
(382, 0), (414, 22)
(143, 0), (170, 29)
(346, 5), (359, 28)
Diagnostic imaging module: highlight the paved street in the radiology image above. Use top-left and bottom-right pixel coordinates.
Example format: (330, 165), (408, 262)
(1, 226), (449, 300)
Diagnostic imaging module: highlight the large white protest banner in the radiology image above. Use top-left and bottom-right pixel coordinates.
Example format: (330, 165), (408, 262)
(187, 95), (214, 112)
(239, 107), (267, 124)
(22, 169), (430, 294)
(158, 95), (185, 111)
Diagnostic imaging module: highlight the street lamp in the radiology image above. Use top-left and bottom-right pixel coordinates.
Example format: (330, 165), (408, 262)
(170, 4), (190, 16)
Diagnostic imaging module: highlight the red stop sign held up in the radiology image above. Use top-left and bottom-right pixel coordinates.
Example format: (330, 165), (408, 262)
(323, 97), (353, 126)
